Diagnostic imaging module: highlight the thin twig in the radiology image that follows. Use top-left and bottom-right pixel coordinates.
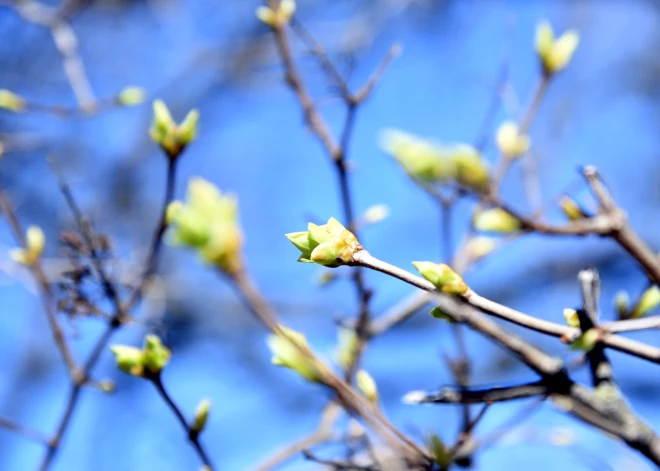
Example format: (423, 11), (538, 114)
(151, 375), (215, 470)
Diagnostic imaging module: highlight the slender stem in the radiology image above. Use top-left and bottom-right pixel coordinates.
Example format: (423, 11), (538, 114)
(0, 418), (49, 445)
(38, 155), (179, 471)
(151, 375), (215, 470)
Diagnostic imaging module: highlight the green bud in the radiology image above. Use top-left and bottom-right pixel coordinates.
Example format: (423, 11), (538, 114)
(380, 129), (454, 183)
(413, 261), (468, 296)
(192, 398), (211, 434)
(267, 326), (323, 382)
(167, 178), (243, 275)
(110, 345), (145, 376)
(177, 109), (199, 145)
(614, 291), (629, 319)
(151, 100), (176, 139)
(630, 286), (660, 318)
(286, 218), (360, 268)
(142, 334), (171, 375)
(570, 328), (599, 353)
(473, 208), (521, 233)
(535, 20), (579, 76)
(563, 308), (579, 328)
(426, 434), (451, 469)
(117, 86), (146, 107)
(356, 370), (378, 405)
(0, 89), (25, 112)
(429, 306), (455, 323)
(449, 144), (490, 192)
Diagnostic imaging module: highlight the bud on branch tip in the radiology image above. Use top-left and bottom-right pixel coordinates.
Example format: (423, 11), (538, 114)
(285, 218), (361, 267)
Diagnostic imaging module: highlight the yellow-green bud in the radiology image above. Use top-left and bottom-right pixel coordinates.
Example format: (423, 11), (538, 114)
(10, 225), (45, 266)
(563, 308), (579, 328)
(0, 89), (25, 112)
(356, 370), (378, 405)
(473, 208), (521, 233)
(496, 121), (530, 159)
(192, 398), (211, 434)
(117, 86), (146, 107)
(426, 434), (451, 469)
(559, 196), (586, 221)
(267, 326), (323, 382)
(535, 20), (579, 76)
(142, 334), (171, 375)
(177, 109), (199, 145)
(429, 306), (456, 323)
(413, 261), (468, 296)
(110, 345), (145, 376)
(630, 286), (660, 318)
(449, 144), (490, 193)
(286, 218), (360, 267)
(256, 0), (296, 28)
(570, 328), (599, 353)
(380, 129), (454, 183)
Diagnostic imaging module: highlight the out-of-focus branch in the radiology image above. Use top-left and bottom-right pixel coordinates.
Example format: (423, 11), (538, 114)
(0, 191), (78, 378)
(0, 417), (49, 445)
(3, 0), (96, 111)
(252, 402), (341, 471)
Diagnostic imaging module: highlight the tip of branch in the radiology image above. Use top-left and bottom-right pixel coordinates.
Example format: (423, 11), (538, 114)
(402, 390), (427, 404)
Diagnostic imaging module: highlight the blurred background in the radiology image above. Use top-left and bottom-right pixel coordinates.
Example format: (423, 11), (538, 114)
(1, 0), (660, 469)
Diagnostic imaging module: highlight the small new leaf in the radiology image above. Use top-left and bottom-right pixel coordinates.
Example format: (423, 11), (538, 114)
(413, 262), (468, 296)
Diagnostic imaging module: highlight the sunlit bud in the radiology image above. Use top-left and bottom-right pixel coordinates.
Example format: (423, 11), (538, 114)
(150, 100), (199, 158)
(449, 144), (490, 193)
(267, 326), (323, 382)
(614, 291), (629, 319)
(256, 0), (296, 28)
(192, 399), (211, 434)
(362, 204), (390, 225)
(563, 308), (579, 328)
(167, 178), (243, 275)
(429, 306), (456, 323)
(465, 236), (498, 262)
(535, 20), (579, 76)
(426, 434), (451, 469)
(10, 225), (45, 266)
(117, 86), (146, 107)
(337, 328), (359, 370)
(630, 286), (660, 318)
(177, 109), (199, 145)
(356, 370), (378, 405)
(473, 208), (521, 233)
(286, 218), (360, 267)
(413, 261), (468, 296)
(142, 334), (171, 375)
(110, 345), (145, 376)
(570, 328), (599, 353)
(559, 196), (586, 221)
(380, 129), (455, 183)
(496, 121), (530, 158)
(0, 89), (25, 112)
